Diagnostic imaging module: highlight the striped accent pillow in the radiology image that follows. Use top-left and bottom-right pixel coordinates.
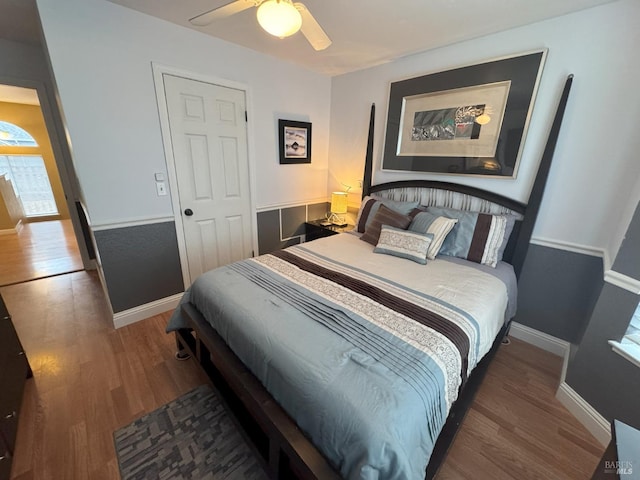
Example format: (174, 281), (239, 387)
(408, 212), (458, 260)
(360, 204), (413, 245)
(427, 207), (510, 267)
(355, 196), (419, 233)
(374, 225), (434, 265)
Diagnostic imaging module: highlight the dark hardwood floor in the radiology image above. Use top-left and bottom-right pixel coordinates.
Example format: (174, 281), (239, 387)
(1, 271), (603, 479)
(438, 339), (604, 479)
(2, 271), (207, 480)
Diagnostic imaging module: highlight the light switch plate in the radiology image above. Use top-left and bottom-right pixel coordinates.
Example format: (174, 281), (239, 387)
(154, 172), (165, 181)
(156, 182), (167, 196)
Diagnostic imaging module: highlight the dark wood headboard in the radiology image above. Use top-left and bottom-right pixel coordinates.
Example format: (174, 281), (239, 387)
(361, 75), (574, 279)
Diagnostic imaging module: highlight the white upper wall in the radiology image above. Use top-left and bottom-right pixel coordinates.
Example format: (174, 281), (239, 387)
(329, 0), (640, 261)
(36, 0), (331, 226)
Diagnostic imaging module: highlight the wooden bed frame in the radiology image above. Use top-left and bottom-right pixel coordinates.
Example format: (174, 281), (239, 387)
(174, 75), (574, 479)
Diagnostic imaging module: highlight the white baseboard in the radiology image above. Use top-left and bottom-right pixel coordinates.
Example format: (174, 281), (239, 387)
(113, 293), (183, 329)
(556, 382), (611, 446)
(509, 323), (611, 447)
(509, 321), (570, 358)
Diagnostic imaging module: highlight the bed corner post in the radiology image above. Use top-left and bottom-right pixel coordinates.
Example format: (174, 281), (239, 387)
(362, 103), (375, 199)
(511, 74), (574, 279)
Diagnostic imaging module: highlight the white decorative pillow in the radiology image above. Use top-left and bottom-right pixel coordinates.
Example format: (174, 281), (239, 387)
(374, 225), (434, 265)
(408, 212), (458, 260)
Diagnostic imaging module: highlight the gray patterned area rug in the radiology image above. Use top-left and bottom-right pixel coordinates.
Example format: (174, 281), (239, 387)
(114, 384), (268, 480)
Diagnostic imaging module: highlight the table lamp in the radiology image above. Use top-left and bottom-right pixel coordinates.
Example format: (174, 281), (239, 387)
(328, 191), (348, 226)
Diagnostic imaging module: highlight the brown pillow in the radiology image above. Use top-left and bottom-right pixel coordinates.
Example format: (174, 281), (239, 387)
(360, 204), (412, 245)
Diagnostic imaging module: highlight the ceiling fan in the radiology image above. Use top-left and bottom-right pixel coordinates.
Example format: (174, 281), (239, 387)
(189, 0), (332, 51)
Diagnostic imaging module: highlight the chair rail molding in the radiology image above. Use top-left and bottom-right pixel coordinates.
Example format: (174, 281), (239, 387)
(604, 270), (640, 295)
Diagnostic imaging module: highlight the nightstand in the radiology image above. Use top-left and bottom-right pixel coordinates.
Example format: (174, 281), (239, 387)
(305, 220), (354, 242)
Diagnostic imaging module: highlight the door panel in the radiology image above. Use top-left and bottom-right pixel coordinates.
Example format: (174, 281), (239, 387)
(196, 218), (218, 272)
(182, 94), (206, 120)
(186, 134), (213, 200)
(221, 137), (241, 197)
(226, 215), (245, 263)
(164, 75), (253, 283)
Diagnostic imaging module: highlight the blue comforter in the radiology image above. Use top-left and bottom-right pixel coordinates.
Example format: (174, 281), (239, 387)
(167, 234), (512, 479)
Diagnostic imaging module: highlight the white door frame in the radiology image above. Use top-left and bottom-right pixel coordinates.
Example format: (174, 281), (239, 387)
(152, 63), (259, 289)
(0, 76), (96, 269)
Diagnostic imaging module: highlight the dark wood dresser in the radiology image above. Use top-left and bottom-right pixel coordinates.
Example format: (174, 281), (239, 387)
(0, 294), (31, 480)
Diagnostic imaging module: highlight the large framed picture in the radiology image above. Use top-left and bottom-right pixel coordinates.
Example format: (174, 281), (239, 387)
(382, 50), (547, 177)
(279, 119), (312, 164)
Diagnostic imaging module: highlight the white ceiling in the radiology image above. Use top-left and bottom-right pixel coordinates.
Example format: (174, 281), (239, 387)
(106, 0), (616, 76)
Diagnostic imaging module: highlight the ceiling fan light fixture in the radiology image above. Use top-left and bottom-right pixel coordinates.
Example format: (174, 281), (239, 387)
(257, 0), (302, 38)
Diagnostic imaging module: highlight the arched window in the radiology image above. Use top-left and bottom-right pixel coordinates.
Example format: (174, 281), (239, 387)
(0, 120), (38, 147)
(0, 120), (57, 216)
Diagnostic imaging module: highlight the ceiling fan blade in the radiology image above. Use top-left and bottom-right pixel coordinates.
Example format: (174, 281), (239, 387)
(295, 3), (331, 51)
(189, 0), (255, 26)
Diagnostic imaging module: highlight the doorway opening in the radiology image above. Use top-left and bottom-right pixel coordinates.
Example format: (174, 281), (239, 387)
(0, 84), (83, 286)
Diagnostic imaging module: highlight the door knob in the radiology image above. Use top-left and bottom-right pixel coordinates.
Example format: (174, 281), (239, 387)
(184, 208), (193, 216)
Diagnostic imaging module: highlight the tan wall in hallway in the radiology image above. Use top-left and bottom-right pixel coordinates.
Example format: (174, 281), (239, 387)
(0, 100), (70, 220)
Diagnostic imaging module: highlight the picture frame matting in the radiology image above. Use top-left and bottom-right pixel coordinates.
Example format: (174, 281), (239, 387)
(382, 50), (547, 178)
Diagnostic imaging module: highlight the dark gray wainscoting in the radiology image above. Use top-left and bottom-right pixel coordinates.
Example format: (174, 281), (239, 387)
(565, 200), (640, 427)
(566, 283), (640, 427)
(612, 206), (640, 279)
(515, 243), (604, 343)
(256, 209), (301, 255)
(257, 202), (329, 255)
(94, 221), (184, 313)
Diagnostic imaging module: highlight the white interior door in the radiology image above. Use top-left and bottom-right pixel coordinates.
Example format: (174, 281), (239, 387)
(163, 74), (253, 283)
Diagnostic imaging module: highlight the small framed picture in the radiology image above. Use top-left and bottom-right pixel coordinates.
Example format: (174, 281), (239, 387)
(279, 119), (311, 164)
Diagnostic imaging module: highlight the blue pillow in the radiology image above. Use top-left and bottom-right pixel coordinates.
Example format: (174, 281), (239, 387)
(426, 206), (515, 267)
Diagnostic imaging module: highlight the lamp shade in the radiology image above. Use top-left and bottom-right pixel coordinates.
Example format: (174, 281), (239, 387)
(330, 191), (348, 214)
(257, 0), (302, 38)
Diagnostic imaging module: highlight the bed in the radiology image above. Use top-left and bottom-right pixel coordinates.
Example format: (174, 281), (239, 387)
(167, 76), (573, 479)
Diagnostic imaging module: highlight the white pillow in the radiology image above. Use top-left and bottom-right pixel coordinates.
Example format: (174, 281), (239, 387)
(374, 225), (434, 265)
(409, 212), (458, 260)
